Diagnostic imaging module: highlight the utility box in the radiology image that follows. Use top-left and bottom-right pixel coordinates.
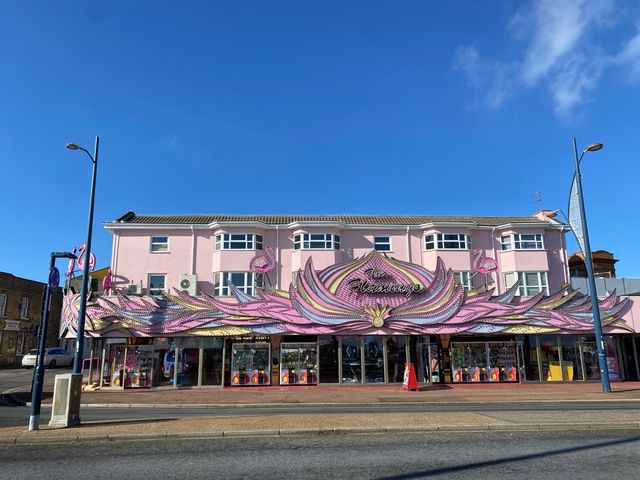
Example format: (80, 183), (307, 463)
(48, 373), (83, 428)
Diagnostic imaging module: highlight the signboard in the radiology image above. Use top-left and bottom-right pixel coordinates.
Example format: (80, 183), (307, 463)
(49, 267), (60, 290)
(4, 320), (20, 331)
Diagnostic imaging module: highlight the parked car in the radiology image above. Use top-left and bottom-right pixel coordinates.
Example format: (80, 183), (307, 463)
(21, 348), (74, 368)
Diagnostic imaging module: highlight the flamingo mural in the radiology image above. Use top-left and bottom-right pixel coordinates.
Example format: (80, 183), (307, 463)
(76, 243), (96, 273)
(102, 268), (112, 294)
(471, 249), (498, 288)
(249, 246), (275, 286)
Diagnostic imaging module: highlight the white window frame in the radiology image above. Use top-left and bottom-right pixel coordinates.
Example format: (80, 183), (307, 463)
(0, 293), (6, 316)
(293, 233), (340, 250)
(147, 274), (166, 296)
(214, 233), (263, 251)
(453, 271), (472, 292)
(150, 236), (169, 253)
(501, 233), (544, 251)
(213, 272), (264, 296)
(504, 271), (549, 296)
(373, 236), (391, 252)
(424, 233), (471, 250)
(20, 297), (29, 319)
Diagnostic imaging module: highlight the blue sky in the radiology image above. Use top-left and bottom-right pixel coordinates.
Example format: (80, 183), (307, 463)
(1, 0), (639, 281)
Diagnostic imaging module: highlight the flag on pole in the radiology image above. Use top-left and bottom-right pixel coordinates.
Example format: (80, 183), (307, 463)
(568, 174), (586, 254)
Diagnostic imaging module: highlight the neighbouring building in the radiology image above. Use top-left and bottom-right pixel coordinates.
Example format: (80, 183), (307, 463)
(0, 272), (62, 367)
(67, 266), (112, 296)
(61, 210), (639, 389)
(569, 250), (618, 278)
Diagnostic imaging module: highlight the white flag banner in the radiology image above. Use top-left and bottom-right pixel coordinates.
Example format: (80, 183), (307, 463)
(568, 174), (586, 254)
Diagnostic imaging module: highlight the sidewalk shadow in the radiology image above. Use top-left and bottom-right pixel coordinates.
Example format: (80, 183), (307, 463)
(0, 391), (52, 408)
(416, 385), (453, 392)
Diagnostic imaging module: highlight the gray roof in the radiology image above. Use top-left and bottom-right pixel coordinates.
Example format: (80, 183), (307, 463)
(112, 211), (553, 226)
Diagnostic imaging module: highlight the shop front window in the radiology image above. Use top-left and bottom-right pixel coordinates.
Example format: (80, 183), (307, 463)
(411, 336), (431, 383)
(342, 336), (362, 383)
(231, 343), (270, 386)
(429, 344), (441, 383)
(386, 336), (407, 383)
(451, 342), (488, 382)
(177, 347), (200, 387)
(539, 335), (561, 381)
(488, 342), (518, 382)
(518, 335), (541, 382)
(318, 336), (339, 384)
(280, 343), (318, 385)
(202, 338), (224, 386)
(363, 336), (384, 383)
(605, 336), (621, 381)
(560, 336), (583, 381)
(154, 338), (176, 387)
(581, 340), (600, 381)
(109, 344), (154, 389)
(451, 341), (518, 382)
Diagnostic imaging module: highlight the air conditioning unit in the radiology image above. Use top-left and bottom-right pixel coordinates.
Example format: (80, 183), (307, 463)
(127, 283), (142, 295)
(179, 274), (197, 296)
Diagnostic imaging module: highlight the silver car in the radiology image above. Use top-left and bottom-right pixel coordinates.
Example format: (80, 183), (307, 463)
(21, 348), (74, 368)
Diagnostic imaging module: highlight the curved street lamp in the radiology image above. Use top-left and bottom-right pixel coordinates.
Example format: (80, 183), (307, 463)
(66, 136), (99, 375)
(570, 138), (610, 392)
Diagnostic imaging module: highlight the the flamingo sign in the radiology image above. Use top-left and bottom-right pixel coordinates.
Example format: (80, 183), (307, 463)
(66, 244), (96, 278)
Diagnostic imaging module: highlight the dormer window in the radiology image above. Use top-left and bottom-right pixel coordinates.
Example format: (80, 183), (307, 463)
(215, 233), (263, 250)
(293, 233), (340, 250)
(425, 233), (471, 250)
(501, 233), (544, 251)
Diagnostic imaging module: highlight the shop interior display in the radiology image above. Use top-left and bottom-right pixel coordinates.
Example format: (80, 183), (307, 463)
(231, 343), (270, 386)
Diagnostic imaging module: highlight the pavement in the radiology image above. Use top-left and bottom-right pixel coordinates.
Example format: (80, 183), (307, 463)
(2, 381), (640, 445)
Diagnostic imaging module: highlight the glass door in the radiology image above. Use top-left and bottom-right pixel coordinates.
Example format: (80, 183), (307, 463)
(341, 336), (362, 383)
(386, 336), (407, 383)
(363, 336), (384, 383)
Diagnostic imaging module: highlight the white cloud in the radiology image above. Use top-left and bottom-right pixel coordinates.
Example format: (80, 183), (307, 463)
(453, 46), (515, 108)
(615, 26), (640, 81)
(455, 0), (638, 116)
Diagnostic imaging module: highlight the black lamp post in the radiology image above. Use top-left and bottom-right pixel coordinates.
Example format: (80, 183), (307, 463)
(29, 251), (76, 431)
(570, 138), (610, 392)
(66, 136), (99, 374)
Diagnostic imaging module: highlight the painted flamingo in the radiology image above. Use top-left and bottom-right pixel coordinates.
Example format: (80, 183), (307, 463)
(76, 243), (96, 273)
(249, 246), (275, 287)
(472, 249), (498, 275)
(102, 268), (112, 294)
(250, 246), (275, 273)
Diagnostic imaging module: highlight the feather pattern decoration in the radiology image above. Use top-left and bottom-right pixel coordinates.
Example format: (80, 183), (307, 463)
(61, 251), (633, 337)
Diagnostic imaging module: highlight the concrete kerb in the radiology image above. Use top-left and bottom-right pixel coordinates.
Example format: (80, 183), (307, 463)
(3, 422), (640, 445)
(28, 397), (640, 410)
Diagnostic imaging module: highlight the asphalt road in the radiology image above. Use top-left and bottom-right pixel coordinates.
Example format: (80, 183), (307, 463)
(1, 430), (639, 479)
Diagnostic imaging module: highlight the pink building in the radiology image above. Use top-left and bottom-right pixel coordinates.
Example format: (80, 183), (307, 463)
(62, 211), (639, 389)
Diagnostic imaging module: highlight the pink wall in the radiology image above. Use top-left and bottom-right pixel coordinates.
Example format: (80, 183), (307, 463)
(108, 222), (569, 297)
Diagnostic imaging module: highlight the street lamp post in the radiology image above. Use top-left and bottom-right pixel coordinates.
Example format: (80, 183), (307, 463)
(66, 136), (99, 375)
(29, 251), (76, 431)
(570, 138), (610, 392)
